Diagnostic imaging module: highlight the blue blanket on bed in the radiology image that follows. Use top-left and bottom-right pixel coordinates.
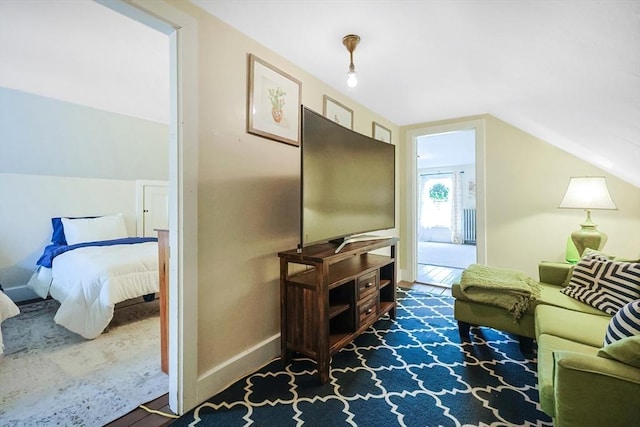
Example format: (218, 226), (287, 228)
(36, 237), (158, 268)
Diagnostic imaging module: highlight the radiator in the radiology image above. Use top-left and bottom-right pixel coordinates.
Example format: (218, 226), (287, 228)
(463, 208), (476, 244)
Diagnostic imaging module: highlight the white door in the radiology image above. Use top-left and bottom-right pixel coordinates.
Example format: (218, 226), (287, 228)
(144, 185), (168, 236)
(136, 181), (168, 237)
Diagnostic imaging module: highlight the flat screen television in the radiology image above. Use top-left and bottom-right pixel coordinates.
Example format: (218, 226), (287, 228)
(300, 106), (395, 251)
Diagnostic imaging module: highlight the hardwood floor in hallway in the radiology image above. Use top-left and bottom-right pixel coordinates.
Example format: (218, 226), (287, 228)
(416, 264), (463, 288)
(416, 241), (474, 286)
(398, 280), (453, 296)
(105, 394), (174, 427)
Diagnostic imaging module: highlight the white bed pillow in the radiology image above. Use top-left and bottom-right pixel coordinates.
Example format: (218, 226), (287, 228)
(61, 213), (128, 245)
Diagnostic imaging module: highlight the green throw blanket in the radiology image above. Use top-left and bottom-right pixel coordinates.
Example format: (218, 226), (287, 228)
(460, 264), (541, 321)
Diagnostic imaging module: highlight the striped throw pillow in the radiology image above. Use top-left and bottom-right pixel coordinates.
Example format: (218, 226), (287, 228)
(560, 258), (640, 315)
(604, 300), (640, 345)
(561, 250), (610, 287)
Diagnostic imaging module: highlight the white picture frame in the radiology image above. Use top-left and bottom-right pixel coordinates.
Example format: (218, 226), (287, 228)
(372, 122), (392, 143)
(323, 95), (353, 129)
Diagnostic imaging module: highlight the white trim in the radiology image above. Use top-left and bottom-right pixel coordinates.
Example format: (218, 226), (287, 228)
(113, 0), (199, 414)
(405, 119), (486, 282)
(3, 284), (38, 302)
(196, 334), (281, 404)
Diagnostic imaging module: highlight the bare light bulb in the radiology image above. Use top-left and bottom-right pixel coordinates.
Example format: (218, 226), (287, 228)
(347, 70), (358, 88)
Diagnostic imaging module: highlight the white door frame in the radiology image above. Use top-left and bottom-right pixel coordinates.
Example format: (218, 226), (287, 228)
(99, 0), (199, 414)
(405, 119), (486, 283)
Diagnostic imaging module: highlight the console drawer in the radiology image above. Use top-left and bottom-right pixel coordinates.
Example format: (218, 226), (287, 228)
(357, 271), (378, 301)
(359, 295), (379, 327)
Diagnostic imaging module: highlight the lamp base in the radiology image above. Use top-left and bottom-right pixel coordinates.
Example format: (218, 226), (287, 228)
(571, 210), (608, 257)
(565, 237), (580, 263)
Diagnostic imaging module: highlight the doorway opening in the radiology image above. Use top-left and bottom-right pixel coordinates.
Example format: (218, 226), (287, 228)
(416, 130), (477, 287)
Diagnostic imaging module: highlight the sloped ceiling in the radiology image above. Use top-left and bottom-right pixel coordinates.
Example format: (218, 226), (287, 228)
(193, 0), (640, 188)
(0, 0), (169, 124)
(1, 0), (637, 187)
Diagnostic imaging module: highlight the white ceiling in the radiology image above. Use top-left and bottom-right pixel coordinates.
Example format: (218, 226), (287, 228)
(1, 0), (637, 186)
(0, 0), (169, 124)
(193, 0), (640, 187)
(417, 130), (476, 169)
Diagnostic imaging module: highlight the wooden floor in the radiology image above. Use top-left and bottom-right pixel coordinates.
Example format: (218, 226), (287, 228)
(416, 264), (463, 288)
(105, 394), (175, 427)
(398, 280), (453, 296)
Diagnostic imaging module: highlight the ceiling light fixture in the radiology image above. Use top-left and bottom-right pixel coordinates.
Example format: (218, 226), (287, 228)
(342, 34), (360, 88)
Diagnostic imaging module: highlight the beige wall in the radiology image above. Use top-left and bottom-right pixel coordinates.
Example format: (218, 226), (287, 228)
(483, 115), (640, 273)
(159, 0), (637, 409)
(170, 1), (399, 383)
(400, 114), (640, 279)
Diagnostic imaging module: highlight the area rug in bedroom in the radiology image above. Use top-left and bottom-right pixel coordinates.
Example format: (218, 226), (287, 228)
(0, 298), (168, 426)
(172, 288), (552, 426)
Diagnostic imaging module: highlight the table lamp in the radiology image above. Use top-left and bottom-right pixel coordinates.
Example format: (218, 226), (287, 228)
(558, 176), (617, 257)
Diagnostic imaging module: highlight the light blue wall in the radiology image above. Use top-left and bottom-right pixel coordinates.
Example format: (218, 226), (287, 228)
(0, 87), (168, 180)
(0, 86), (169, 300)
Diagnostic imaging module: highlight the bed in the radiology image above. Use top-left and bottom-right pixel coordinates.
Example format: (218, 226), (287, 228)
(28, 214), (159, 339)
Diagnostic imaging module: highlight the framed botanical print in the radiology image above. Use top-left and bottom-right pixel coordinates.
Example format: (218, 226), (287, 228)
(323, 95), (353, 129)
(372, 122), (392, 143)
(247, 54), (302, 146)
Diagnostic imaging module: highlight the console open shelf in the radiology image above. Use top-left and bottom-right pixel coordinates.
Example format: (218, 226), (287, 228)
(278, 237), (398, 383)
(329, 303), (350, 319)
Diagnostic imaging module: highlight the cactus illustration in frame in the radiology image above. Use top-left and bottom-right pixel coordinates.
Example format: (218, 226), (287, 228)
(268, 87), (286, 123)
(247, 54), (302, 146)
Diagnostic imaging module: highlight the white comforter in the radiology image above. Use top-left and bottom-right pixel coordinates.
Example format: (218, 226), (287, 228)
(48, 242), (159, 339)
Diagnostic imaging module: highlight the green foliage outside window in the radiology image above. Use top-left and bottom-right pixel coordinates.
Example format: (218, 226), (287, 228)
(429, 183), (449, 202)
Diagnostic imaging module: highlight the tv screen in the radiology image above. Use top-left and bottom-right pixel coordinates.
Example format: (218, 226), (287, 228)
(300, 106), (395, 248)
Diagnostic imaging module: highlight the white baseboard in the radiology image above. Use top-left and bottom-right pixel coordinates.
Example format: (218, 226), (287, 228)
(399, 268), (411, 283)
(196, 333), (281, 405)
(3, 284), (39, 303)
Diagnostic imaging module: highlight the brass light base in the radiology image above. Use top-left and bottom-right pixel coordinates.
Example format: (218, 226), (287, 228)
(342, 34), (360, 53)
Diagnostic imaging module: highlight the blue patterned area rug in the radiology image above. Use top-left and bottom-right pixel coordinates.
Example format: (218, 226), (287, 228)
(172, 289), (552, 426)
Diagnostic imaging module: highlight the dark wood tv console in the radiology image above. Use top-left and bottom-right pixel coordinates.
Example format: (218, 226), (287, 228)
(278, 237), (398, 383)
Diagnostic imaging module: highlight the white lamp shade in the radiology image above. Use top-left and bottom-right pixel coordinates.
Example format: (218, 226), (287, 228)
(559, 176), (617, 210)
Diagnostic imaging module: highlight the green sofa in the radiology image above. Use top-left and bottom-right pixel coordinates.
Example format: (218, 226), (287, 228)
(452, 262), (640, 426)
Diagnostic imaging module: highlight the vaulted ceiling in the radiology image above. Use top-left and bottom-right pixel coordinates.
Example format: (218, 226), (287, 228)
(0, 0), (169, 124)
(193, 0), (640, 188)
(1, 0), (638, 187)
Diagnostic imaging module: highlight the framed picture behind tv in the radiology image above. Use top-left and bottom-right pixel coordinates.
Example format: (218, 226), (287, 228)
(323, 95), (353, 129)
(373, 122), (392, 143)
